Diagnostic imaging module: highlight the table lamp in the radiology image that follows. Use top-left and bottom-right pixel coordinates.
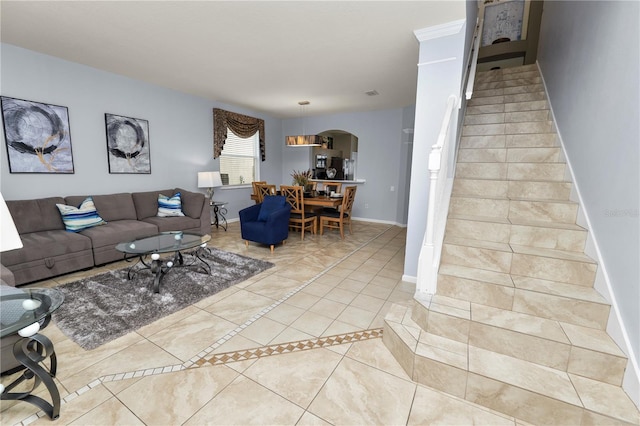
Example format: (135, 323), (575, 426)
(0, 192), (22, 252)
(197, 171), (223, 200)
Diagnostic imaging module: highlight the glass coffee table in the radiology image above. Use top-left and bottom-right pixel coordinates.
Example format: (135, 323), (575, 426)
(1, 286), (65, 420)
(116, 231), (212, 293)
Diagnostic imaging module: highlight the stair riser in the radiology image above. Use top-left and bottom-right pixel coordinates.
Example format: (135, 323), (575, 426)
(506, 133), (558, 148)
(456, 163), (507, 179)
(464, 110), (550, 125)
(509, 200), (578, 224)
(509, 225), (586, 252)
(441, 244), (512, 273)
(472, 83), (544, 97)
(411, 302), (470, 344)
(466, 373), (584, 425)
(438, 274), (514, 310)
(462, 121), (554, 136)
(511, 253), (597, 286)
(382, 320), (416, 379)
(512, 289), (609, 330)
(413, 354), (468, 399)
(449, 197), (510, 218)
(458, 148), (562, 163)
(507, 181), (571, 200)
(452, 179), (508, 198)
(467, 92), (547, 107)
(446, 218), (510, 243)
(507, 163), (567, 181)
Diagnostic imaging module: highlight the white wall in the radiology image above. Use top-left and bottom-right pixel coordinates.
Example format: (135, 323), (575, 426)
(0, 44), (282, 218)
(537, 0), (639, 404)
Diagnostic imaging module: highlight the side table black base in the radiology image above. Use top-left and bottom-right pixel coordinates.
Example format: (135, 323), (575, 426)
(1, 333), (60, 420)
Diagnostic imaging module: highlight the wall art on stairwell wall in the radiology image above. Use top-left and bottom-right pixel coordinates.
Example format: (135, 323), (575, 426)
(1, 96), (75, 173)
(105, 113), (151, 174)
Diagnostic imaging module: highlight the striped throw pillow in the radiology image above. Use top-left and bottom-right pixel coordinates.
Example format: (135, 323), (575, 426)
(157, 192), (185, 217)
(56, 197), (107, 232)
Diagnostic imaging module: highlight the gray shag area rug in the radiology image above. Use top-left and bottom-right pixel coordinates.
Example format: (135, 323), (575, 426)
(52, 248), (274, 350)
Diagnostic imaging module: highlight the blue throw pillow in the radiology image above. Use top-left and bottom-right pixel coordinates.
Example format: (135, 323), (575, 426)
(258, 196), (285, 222)
(157, 192), (185, 217)
(56, 197), (107, 232)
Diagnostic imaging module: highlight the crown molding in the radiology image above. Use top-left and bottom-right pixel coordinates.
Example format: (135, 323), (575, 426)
(414, 18), (466, 42)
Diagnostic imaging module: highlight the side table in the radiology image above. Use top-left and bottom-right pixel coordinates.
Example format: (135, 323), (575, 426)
(1, 287), (65, 420)
(211, 201), (228, 231)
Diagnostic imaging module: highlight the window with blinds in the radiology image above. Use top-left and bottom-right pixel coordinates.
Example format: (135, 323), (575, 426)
(219, 128), (259, 185)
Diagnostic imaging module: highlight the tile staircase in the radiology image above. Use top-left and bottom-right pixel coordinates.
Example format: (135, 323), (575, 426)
(384, 64), (640, 425)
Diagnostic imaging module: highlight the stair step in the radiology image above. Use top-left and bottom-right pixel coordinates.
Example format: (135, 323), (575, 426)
(507, 133), (558, 147)
(442, 236), (512, 273)
(507, 162), (566, 181)
(472, 83), (546, 99)
(384, 304), (638, 425)
(508, 198), (578, 223)
(449, 195), (510, 218)
(455, 162), (507, 179)
(446, 215), (511, 243)
(452, 178), (508, 197)
(463, 110), (551, 125)
(453, 178), (572, 200)
(465, 99), (549, 115)
(457, 147), (562, 163)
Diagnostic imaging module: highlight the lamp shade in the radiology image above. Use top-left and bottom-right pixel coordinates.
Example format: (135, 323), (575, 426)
(286, 135), (322, 147)
(198, 171), (223, 188)
(0, 192), (23, 252)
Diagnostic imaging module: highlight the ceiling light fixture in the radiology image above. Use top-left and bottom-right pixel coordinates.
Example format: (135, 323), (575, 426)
(286, 101), (322, 147)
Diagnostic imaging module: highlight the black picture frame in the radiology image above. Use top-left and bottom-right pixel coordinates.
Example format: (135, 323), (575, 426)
(1, 96), (75, 174)
(105, 113), (151, 174)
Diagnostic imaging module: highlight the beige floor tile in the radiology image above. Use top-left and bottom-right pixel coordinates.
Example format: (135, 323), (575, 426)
(290, 311), (334, 336)
(323, 287), (358, 304)
(308, 357), (416, 425)
(296, 411), (332, 425)
(184, 375), (305, 425)
(308, 298), (348, 319)
(203, 289), (277, 324)
(117, 365), (237, 425)
(407, 385), (515, 425)
(346, 338), (411, 380)
(264, 302), (306, 325)
(239, 316), (288, 345)
(349, 293), (385, 313)
(244, 348), (343, 408)
(336, 305), (377, 329)
(67, 396), (144, 426)
(146, 310), (237, 361)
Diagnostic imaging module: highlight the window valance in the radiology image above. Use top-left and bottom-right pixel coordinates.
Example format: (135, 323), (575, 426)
(213, 108), (265, 161)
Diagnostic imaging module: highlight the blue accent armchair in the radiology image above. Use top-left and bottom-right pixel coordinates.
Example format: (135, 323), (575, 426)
(239, 196), (291, 253)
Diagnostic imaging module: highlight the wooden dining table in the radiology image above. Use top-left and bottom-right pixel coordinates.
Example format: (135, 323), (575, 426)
(250, 193), (343, 208)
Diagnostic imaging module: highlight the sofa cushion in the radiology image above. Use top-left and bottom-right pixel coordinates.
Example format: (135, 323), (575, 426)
(66, 193), (137, 222)
(175, 188), (205, 219)
(142, 216), (201, 233)
(0, 230), (92, 266)
(258, 196), (286, 221)
(157, 192), (185, 217)
(56, 197), (107, 232)
(132, 189), (174, 220)
(6, 197), (66, 234)
(79, 220), (158, 249)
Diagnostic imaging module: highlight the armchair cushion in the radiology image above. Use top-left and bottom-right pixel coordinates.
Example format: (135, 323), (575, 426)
(258, 195), (286, 222)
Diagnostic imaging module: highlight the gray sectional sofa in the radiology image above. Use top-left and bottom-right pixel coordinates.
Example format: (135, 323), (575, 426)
(1, 188), (210, 286)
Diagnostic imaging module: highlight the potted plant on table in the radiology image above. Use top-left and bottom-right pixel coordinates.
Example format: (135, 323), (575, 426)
(291, 169), (313, 193)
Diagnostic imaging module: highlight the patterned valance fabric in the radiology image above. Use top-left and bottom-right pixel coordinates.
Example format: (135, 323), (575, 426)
(213, 108), (265, 161)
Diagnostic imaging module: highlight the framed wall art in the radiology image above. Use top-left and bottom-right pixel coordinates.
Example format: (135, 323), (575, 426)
(1, 96), (75, 173)
(105, 113), (151, 174)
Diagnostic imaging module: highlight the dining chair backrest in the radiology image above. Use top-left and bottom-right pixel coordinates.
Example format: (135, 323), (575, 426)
(252, 181), (266, 195)
(255, 183), (277, 203)
(307, 181), (318, 191)
(280, 185), (303, 214)
(323, 182), (342, 194)
(340, 186), (357, 217)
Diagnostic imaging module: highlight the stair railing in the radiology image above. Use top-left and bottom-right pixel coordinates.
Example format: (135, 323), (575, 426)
(416, 94), (458, 296)
(464, 18), (483, 100)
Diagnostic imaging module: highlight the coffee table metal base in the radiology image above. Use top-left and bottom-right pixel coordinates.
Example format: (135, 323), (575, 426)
(125, 246), (211, 293)
(1, 333), (60, 420)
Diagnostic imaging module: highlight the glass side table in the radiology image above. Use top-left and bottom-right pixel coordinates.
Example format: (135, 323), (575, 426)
(211, 201), (228, 231)
(1, 286), (65, 420)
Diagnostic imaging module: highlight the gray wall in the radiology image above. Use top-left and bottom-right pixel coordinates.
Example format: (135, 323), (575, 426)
(1, 44), (414, 226)
(282, 108), (409, 224)
(0, 44), (282, 219)
(537, 1), (639, 370)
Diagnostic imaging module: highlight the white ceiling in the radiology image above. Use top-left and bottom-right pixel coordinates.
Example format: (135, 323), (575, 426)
(0, 1), (466, 118)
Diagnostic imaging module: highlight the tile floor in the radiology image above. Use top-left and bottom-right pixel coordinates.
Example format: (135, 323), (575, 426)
(2, 221), (527, 425)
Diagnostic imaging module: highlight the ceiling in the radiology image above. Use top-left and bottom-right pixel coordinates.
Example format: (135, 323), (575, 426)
(0, 1), (466, 118)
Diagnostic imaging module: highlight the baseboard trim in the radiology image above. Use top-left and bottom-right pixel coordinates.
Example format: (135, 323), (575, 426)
(352, 217), (407, 227)
(537, 60), (640, 408)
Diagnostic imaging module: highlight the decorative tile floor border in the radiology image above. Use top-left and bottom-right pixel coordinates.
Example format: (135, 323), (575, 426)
(14, 226), (396, 426)
(194, 328), (384, 367)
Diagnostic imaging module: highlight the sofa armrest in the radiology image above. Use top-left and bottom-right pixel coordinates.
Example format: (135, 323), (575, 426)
(0, 263), (16, 287)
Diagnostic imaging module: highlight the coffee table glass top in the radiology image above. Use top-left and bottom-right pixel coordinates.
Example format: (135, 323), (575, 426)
(0, 287), (65, 337)
(115, 232), (211, 255)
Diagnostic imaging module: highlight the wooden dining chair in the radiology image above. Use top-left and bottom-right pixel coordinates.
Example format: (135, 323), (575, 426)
(320, 186), (357, 239)
(280, 185), (317, 240)
(255, 183), (277, 203)
(251, 181), (267, 204)
(323, 181), (342, 195)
